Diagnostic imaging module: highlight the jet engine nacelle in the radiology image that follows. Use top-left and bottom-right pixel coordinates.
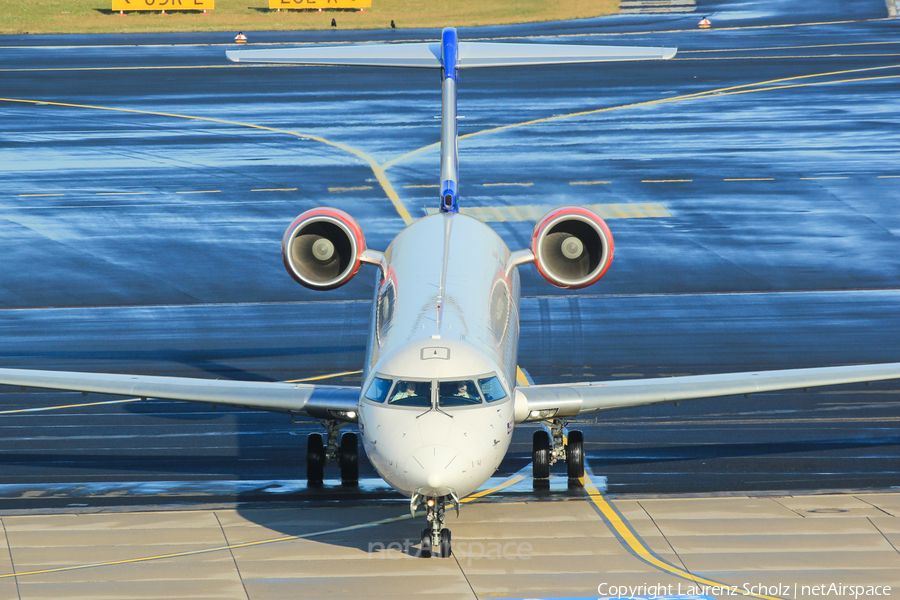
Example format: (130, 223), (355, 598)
(282, 207), (367, 291)
(531, 206), (614, 289)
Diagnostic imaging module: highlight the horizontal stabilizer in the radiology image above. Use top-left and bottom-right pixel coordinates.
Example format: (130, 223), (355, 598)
(226, 42), (676, 68)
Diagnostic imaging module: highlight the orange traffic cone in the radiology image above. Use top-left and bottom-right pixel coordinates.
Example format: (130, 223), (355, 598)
(698, 18), (711, 28)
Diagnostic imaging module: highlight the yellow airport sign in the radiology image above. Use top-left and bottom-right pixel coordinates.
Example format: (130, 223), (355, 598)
(112, 0), (214, 10)
(269, 0), (371, 8)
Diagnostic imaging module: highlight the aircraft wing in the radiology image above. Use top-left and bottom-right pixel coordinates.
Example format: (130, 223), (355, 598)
(0, 368), (359, 420)
(225, 42), (675, 68)
(513, 362), (900, 422)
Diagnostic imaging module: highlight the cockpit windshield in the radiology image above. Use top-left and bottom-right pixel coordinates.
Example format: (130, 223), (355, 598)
(388, 380), (432, 407)
(438, 380), (482, 407)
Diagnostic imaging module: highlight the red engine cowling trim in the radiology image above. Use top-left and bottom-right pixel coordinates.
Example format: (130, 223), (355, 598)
(530, 206), (614, 289)
(282, 207), (367, 291)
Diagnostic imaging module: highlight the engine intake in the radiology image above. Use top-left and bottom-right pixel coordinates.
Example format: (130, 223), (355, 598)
(531, 206), (614, 289)
(282, 208), (366, 291)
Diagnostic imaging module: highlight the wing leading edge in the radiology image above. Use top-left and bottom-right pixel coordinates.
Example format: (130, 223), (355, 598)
(225, 42), (676, 69)
(514, 362), (900, 423)
(0, 368), (359, 419)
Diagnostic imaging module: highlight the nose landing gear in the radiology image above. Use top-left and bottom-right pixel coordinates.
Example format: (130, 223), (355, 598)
(413, 495), (453, 557)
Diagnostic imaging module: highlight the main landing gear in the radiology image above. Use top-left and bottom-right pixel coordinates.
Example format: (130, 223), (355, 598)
(412, 494), (454, 558)
(306, 420), (358, 485)
(532, 419), (584, 489)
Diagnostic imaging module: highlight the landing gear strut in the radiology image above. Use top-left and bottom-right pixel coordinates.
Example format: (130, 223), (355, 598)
(413, 495), (453, 558)
(305, 420), (358, 485)
(532, 419), (584, 488)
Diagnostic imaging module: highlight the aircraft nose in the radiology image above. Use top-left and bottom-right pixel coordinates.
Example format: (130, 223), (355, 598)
(406, 445), (463, 496)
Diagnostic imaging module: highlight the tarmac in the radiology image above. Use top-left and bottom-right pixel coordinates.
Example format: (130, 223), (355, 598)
(0, 0), (899, 597)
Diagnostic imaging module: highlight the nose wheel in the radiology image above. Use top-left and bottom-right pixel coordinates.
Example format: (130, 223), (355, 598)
(415, 495), (452, 558)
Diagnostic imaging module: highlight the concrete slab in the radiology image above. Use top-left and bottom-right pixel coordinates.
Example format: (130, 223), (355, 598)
(0, 491), (896, 599)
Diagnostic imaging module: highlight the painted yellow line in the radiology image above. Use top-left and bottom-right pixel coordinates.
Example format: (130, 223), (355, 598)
(0, 398), (142, 415)
(382, 64), (900, 173)
(679, 41), (900, 54)
(328, 185), (373, 193)
(0, 97), (413, 226)
(176, 190), (221, 194)
(516, 366), (531, 387)
(642, 179), (692, 183)
(583, 471), (784, 600)
(676, 53), (900, 61)
(458, 474), (526, 505)
(96, 192), (149, 196)
(284, 370), (363, 383)
(18, 193), (64, 197)
(878, 175), (900, 178)
(0, 468), (526, 580)
(800, 177), (849, 180)
(724, 178), (774, 181)
(569, 180), (611, 185)
(483, 182), (533, 187)
(250, 188), (297, 192)
(403, 184), (440, 189)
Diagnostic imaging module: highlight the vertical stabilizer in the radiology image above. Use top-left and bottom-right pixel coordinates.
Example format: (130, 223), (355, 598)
(439, 28), (460, 214)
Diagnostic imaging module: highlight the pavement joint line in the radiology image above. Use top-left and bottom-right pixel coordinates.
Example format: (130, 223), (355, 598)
(0, 470), (527, 580)
(866, 518), (900, 555)
(0, 97), (413, 226)
(214, 512), (252, 600)
(582, 466), (785, 600)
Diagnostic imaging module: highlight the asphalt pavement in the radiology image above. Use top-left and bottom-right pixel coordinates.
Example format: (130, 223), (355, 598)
(0, 0), (899, 509)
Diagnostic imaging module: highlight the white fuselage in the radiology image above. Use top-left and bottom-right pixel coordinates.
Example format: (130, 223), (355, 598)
(358, 212), (520, 498)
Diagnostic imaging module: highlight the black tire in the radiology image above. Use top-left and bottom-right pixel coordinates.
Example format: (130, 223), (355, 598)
(532, 430), (550, 480)
(439, 529), (451, 558)
(566, 429), (585, 481)
(339, 432), (359, 484)
(306, 433), (325, 485)
(420, 528), (433, 558)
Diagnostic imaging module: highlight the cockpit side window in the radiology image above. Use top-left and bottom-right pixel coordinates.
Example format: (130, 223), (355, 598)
(478, 376), (508, 403)
(388, 380), (432, 407)
(438, 380), (482, 407)
(364, 377), (392, 403)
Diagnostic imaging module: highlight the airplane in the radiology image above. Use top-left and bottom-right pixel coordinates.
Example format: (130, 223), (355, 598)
(3, 28), (900, 559)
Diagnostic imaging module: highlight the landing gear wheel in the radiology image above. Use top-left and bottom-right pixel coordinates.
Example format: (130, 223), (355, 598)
(532, 430), (550, 482)
(566, 429), (584, 481)
(420, 528), (433, 558)
(339, 432), (359, 484)
(439, 529), (451, 558)
(306, 433), (325, 485)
